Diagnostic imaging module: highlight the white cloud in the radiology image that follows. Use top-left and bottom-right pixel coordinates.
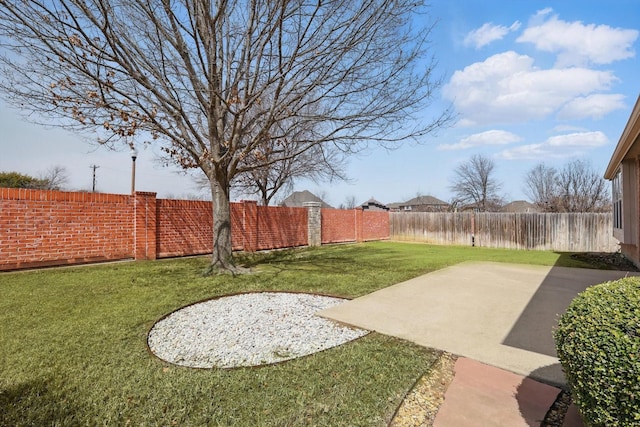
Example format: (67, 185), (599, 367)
(498, 131), (609, 160)
(546, 132), (609, 147)
(497, 143), (549, 160)
(552, 124), (589, 133)
(464, 21), (521, 49)
(443, 51), (617, 126)
(557, 94), (626, 120)
(533, 8), (554, 20)
(517, 9), (639, 67)
(438, 129), (522, 151)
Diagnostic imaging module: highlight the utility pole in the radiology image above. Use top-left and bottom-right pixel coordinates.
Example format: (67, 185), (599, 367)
(90, 164), (100, 192)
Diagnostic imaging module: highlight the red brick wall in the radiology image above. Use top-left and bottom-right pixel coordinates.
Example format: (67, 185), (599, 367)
(361, 211), (390, 241)
(321, 209), (390, 243)
(257, 205), (308, 250)
(321, 209), (357, 243)
(156, 198), (213, 258)
(0, 188), (133, 270)
(0, 189), (390, 271)
(231, 201), (258, 251)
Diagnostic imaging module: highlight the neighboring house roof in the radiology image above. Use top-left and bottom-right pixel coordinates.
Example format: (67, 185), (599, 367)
(280, 190), (332, 208)
(501, 200), (540, 213)
(390, 195), (449, 212)
(401, 195), (448, 206)
(605, 94), (640, 180)
(360, 197), (389, 211)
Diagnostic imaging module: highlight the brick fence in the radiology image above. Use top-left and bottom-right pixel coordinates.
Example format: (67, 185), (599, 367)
(0, 188), (389, 271)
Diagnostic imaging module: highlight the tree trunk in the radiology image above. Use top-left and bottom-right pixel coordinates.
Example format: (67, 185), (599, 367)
(207, 174), (236, 274)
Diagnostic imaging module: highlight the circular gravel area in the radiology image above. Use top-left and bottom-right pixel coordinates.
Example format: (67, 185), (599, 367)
(148, 292), (369, 368)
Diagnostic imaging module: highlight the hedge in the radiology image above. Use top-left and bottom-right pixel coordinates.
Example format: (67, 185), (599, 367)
(555, 277), (640, 426)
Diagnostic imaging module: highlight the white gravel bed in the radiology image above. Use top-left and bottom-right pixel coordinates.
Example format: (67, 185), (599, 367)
(147, 292), (369, 368)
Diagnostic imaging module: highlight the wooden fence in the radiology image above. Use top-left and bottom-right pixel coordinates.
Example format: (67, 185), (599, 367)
(391, 212), (618, 252)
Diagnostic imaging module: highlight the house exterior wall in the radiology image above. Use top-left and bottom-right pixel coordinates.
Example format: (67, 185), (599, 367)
(618, 157), (640, 268)
(612, 160), (638, 245)
(605, 94), (640, 268)
(362, 204), (387, 212)
(399, 204), (449, 212)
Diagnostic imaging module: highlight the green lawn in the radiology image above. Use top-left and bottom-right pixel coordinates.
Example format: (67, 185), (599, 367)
(0, 242), (593, 426)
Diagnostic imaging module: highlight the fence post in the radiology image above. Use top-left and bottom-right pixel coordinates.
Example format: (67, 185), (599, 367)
(133, 192), (157, 260)
(471, 212), (476, 247)
(304, 202), (322, 246)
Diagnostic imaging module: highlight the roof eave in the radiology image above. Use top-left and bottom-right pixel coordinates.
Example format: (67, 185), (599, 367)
(605, 94), (640, 180)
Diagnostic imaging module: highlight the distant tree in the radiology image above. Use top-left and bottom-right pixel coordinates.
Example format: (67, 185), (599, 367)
(37, 165), (69, 190)
(0, 1), (451, 272)
(523, 160), (610, 212)
(0, 169), (67, 189)
(343, 195), (358, 209)
(0, 171), (45, 188)
(315, 189), (330, 207)
(447, 197), (462, 212)
(524, 163), (557, 210)
(193, 92), (349, 206)
(556, 160), (610, 212)
(449, 154), (503, 212)
(231, 143), (346, 206)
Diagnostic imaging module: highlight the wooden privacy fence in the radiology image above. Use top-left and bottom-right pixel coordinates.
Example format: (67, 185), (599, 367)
(391, 212), (619, 252)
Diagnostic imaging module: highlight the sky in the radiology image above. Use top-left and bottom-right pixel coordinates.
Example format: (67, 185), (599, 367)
(1, 1), (639, 207)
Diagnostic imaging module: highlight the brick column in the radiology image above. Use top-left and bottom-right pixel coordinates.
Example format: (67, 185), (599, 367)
(134, 192), (157, 260)
(242, 200), (258, 252)
(304, 202), (322, 247)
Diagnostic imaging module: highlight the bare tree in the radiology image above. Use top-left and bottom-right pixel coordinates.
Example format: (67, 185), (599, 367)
(315, 189), (330, 207)
(556, 160), (610, 212)
(0, 1), (451, 272)
(193, 143), (346, 206)
(37, 165), (69, 190)
(342, 195), (358, 210)
(447, 197), (462, 212)
(449, 154), (503, 212)
(523, 163), (558, 211)
(523, 160), (610, 212)
(232, 143), (347, 206)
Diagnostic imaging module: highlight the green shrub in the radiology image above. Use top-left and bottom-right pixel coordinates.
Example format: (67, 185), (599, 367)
(555, 277), (640, 426)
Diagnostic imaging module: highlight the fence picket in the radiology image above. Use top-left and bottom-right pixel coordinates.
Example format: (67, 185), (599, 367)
(390, 212), (618, 252)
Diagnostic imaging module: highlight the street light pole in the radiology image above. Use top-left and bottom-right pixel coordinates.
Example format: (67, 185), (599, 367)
(130, 147), (138, 195)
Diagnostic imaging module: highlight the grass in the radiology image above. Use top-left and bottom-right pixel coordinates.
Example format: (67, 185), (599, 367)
(0, 242), (597, 426)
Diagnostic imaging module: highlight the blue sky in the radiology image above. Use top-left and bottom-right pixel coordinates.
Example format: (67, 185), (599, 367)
(1, 1), (639, 206)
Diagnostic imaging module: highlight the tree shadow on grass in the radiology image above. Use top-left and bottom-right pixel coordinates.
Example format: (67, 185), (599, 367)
(0, 379), (84, 426)
(235, 245), (401, 275)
